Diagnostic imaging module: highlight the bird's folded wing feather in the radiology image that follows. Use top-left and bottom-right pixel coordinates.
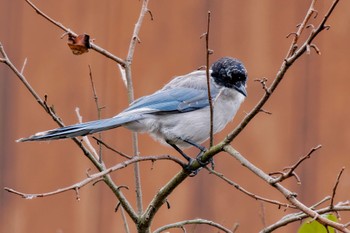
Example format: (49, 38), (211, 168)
(124, 86), (220, 114)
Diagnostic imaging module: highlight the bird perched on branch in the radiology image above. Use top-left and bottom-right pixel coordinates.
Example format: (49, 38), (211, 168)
(18, 57), (248, 170)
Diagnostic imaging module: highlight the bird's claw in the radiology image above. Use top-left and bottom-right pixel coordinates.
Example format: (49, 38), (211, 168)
(183, 149), (215, 176)
(183, 158), (203, 177)
(196, 152), (214, 168)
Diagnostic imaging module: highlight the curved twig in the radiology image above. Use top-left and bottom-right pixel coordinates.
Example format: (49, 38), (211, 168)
(4, 155), (185, 199)
(153, 218), (233, 233)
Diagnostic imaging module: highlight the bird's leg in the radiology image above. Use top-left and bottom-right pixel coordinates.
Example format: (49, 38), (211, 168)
(182, 139), (214, 169)
(166, 141), (193, 162)
(166, 141), (200, 176)
(167, 139), (213, 175)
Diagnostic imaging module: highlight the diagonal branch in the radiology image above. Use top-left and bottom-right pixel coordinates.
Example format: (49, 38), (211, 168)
(269, 144), (322, 183)
(25, 0), (126, 66)
(22, 0), (152, 223)
(180, 0), (342, 171)
(205, 167), (296, 209)
(224, 145), (350, 233)
(223, 0), (340, 147)
(4, 155), (184, 199)
(0, 43), (139, 223)
(330, 167), (345, 208)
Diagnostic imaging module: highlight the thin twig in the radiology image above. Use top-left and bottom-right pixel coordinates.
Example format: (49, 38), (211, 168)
(88, 65), (104, 162)
(24, 0), (126, 66)
(285, 0), (318, 57)
(204, 11), (214, 147)
(153, 218), (233, 233)
(310, 196), (331, 209)
(254, 78), (270, 94)
(206, 167), (296, 209)
(92, 136), (132, 159)
(221, 0), (341, 150)
(124, 0), (151, 217)
(0, 43), (138, 223)
(120, 206), (131, 233)
(75, 108), (100, 160)
(4, 155), (185, 199)
(20, 58), (27, 74)
(330, 167), (345, 208)
(269, 145), (322, 183)
(224, 145), (350, 233)
(262, 202), (350, 233)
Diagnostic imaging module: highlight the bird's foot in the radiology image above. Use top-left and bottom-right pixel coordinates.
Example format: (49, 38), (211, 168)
(183, 149), (215, 176)
(184, 158), (202, 177)
(196, 151), (215, 170)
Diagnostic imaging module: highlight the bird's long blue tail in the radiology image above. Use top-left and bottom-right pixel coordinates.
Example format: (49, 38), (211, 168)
(17, 115), (141, 142)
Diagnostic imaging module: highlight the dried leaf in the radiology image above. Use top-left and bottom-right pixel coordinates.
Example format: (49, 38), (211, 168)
(67, 34), (90, 55)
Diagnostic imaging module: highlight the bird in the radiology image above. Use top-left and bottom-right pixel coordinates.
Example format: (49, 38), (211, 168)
(17, 57), (248, 169)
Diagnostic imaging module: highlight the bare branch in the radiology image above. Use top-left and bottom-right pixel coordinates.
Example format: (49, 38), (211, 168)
(126, 0), (150, 66)
(269, 145), (322, 183)
(20, 58), (28, 74)
(153, 218), (233, 233)
(311, 196), (331, 209)
(203, 11), (214, 147)
(141, 170), (190, 231)
(221, 0), (341, 148)
(254, 77), (270, 94)
(74, 108), (100, 161)
(92, 136), (132, 159)
(4, 155), (185, 199)
(88, 65), (104, 161)
(0, 42), (138, 223)
(224, 145), (350, 233)
(206, 167), (296, 209)
(120, 206), (131, 233)
(285, 0), (317, 58)
(330, 167), (345, 208)
(262, 202), (350, 233)
(24, 0), (126, 66)
(123, 0), (152, 217)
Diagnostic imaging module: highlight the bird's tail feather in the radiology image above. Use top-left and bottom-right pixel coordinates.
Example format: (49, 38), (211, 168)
(17, 115), (141, 142)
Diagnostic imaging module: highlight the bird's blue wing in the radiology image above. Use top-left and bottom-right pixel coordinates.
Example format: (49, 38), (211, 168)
(125, 86), (220, 113)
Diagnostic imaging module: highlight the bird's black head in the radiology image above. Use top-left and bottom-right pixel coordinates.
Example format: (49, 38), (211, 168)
(211, 57), (248, 97)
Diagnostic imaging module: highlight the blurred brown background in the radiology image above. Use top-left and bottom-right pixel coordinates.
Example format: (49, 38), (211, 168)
(1, 0), (350, 232)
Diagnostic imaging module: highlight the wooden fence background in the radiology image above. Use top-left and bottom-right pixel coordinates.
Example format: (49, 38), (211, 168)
(1, 0), (350, 232)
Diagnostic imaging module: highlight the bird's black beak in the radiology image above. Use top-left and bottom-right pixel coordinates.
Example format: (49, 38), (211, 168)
(234, 82), (247, 97)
